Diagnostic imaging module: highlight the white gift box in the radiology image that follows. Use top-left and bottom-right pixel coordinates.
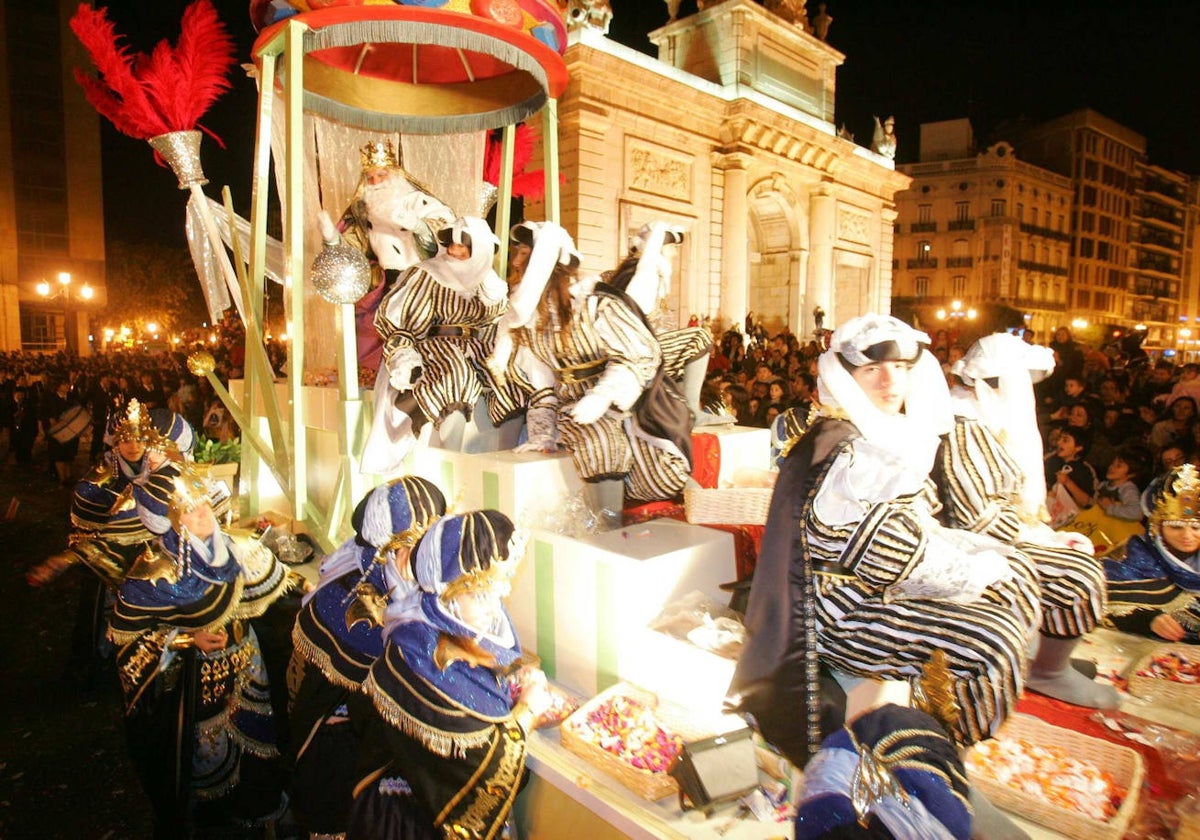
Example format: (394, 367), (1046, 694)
(618, 625), (738, 718)
(459, 449), (586, 525)
(695, 425), (772, 486)
(507, 519), (735, 698)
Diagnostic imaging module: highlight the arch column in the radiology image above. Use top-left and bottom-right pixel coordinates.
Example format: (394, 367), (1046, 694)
(716, 152), (753, 327)
(808, 183), (835, 325)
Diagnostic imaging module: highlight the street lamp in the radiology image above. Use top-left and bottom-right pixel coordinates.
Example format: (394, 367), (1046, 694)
(936, 299), (977, 321)
(36, 271), (94, 353)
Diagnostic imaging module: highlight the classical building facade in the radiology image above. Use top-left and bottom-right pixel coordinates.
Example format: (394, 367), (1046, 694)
(1010, 109), (1198, 356)
(893, 119), (1074, 342)
(0, 0), (106, 355)
(527, 0), (909, 339)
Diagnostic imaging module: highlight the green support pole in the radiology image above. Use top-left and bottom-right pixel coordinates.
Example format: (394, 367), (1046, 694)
(284, 21), (308, 523)
(542, 98), (561, 225)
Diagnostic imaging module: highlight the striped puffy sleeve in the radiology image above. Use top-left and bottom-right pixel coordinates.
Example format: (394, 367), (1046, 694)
(939, 417), (1024, 542)
(811, 443), (1014, 602)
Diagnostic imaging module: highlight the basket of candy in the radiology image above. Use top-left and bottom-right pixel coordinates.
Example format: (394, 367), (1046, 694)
(963, 713), (1143, 840)
(559, 682), (705, 801)
(1128, 644), (1200, 714)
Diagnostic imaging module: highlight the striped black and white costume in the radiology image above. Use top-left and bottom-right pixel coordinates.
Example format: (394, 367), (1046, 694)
(375, 267), (509, 425)
(936, 412), (1106, 639)
(520, 284), (691, 502)
(805, 418), (1042, 745)
(732, 315), (1042, 762)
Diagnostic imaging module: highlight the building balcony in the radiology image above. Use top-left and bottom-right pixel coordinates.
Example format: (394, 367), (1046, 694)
(1139, 179), (1186, 204)
(1133, 204), (1184, 228)
(1018, 222), (1072, 242)
(910, 222), (938, 233)
(1135, 228), (1183, 251)
(946, 256), (974, 268)
(1130, 277), (1178, 298)
(1136, 254), (1180, 276)
(1017, 259), (1068, 276)
(906, 258), (938, 269)
(1011, 297), (1067, 312)
(1130, 300), (1177, 323)
(947, 219), (976, 231)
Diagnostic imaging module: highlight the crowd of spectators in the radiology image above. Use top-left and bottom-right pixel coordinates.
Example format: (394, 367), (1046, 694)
(0, 318), (267, 484)
(704, 319), (1191, 529)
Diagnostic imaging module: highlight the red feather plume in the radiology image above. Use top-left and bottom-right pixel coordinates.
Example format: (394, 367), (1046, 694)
(483, 124), (551, 200)
(70, 0), (236, 143)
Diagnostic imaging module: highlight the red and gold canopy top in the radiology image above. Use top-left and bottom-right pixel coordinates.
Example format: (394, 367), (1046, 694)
(251, 0), (569, 133)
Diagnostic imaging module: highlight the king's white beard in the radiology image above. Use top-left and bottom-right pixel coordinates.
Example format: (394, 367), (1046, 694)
(364, 178), (425, 271)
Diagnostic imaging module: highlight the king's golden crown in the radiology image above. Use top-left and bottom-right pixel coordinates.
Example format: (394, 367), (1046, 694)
(360, 140), (398, 171)
(1151, 462), (1200, 526)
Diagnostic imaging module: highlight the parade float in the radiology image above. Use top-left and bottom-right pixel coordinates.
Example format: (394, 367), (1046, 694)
(69, 3), (1200, 838)
(72, 0), (776, 835)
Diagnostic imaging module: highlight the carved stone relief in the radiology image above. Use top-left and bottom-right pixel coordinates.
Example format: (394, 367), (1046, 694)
(837, 206), (871, 245)
(627, 140), (693, 203)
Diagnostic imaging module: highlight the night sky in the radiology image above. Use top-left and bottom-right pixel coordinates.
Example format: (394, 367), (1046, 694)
(93, 0), (1200, 248)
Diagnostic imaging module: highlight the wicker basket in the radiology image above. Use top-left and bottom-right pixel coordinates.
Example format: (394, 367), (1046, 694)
(559, 682), (710, 801)
(967, 714), (1143, 840)
(1127, 644), (1200, 715)
(684, 487), (772, 525)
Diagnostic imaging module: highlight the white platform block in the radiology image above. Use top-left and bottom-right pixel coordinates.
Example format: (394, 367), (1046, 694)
(618, 626), (737, 719)
(462, 449), (586, 525)
(507, 519), (735, 698)
(405, 443), (473, 510)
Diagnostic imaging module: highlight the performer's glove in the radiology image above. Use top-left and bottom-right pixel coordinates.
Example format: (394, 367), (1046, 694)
(385, 346), (423, 392)
(317, 209), (340, 246)
(570, 391), (611, 425)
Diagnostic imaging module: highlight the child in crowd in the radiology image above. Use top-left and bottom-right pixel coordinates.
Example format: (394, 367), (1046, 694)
(1045, 426), (1098, 517)
(1065, 443), (1152, 550)
(1095, 444), (1152, 521)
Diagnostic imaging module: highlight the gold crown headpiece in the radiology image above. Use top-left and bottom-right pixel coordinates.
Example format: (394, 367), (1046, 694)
(373, 513), (442, 568)
(1149, 463), (1200, 529)
(113, 398), (178, 455)
(360, 140), (398, 171)
(167, 465), (217, 530)
(114, 399), (151, 444)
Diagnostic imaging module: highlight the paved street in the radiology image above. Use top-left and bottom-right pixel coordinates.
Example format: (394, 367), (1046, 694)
(0, 433), (153, 838)
(0, 433), (293, 840)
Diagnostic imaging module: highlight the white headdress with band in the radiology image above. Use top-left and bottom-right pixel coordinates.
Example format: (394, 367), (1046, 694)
(817, 314), (951, 477)
(420, 216), (506, 303)
(951, 333), (1056, 518)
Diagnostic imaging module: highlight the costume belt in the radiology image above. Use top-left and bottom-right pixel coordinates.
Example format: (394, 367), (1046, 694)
(809, 559), (854, 578)
(428, 324), (475, 339)
(556, 359), (606, 384)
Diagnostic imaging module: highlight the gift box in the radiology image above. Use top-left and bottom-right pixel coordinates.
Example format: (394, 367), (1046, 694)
(692, 425), (771, 488)
(507, 519), (735, 698)
(460, 449), (585, 526)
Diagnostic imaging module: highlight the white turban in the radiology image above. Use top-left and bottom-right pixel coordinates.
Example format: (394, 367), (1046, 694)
(817, 314), (952, 477)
